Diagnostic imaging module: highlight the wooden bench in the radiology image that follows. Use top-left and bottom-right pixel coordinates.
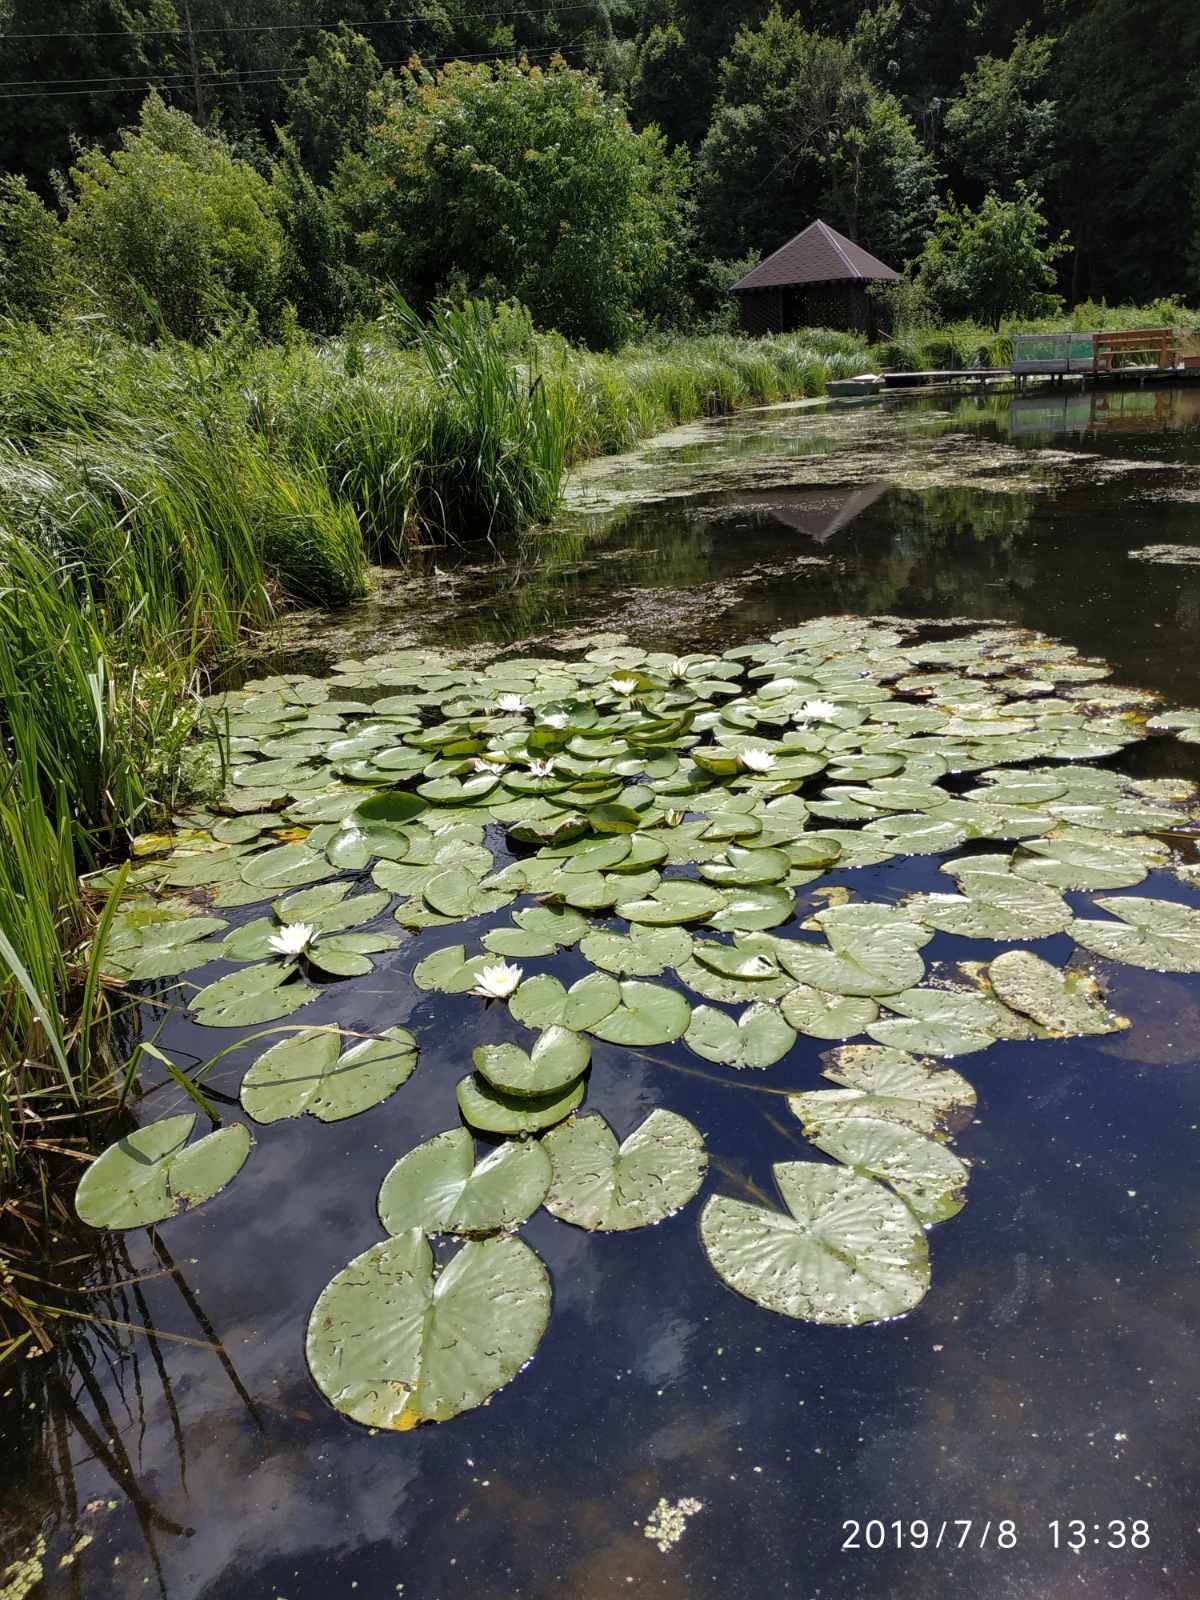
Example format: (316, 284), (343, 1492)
(1093, 328), (1179, 372)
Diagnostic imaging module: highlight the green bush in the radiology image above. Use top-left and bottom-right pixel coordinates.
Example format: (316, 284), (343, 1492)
(333, 59), (694, 350)
(0, 176), (62, 325)
(62, 94), (285, 342)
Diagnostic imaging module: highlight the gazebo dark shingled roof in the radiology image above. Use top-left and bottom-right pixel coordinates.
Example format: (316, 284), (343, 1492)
(731, 219), (899, 293)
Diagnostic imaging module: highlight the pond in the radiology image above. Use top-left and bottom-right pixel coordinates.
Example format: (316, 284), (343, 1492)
(4, 384), (1200, 1600)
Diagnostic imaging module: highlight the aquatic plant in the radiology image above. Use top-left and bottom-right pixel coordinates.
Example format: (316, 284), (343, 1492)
(68, 614), (1200, 1428)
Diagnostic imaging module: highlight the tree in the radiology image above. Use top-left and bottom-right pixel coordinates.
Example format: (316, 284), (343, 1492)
(271, 134), (353, 332)
(282, 25), (389, 183)
(332, 59), (694, 347)
(696, 9), (938, 264)
(62, 94), (284, 341)
(0, 176), (63, 324)
(942, 29), (1059, 202)
(914, 186), (1068, 327)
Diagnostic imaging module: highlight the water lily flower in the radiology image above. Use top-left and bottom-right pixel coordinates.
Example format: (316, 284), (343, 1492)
(540, 711), (569, 729)
(496, 693), (527, 714)
(738, 747), (777, 774)
(473, 756), (507, 774)
(609, 676), (639, 696)
(668, 658), (692, 680)
(529, 757), (557, 777)
(797, 698), (839, 723)
(471, 961), (523, 1000)
(269, 922), (316, 958)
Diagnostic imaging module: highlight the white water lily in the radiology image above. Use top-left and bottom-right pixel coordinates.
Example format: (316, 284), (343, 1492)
(797, 698), (839, 723)
(471, 961), (524, 1000)
(668, 658), (692, 681)
(496, 693), (527, 713)
(269, 922), (316, 958)
(472, 756), (507, 774)
(529, 757), (557, 777)
(609, 676), (639, 695)
(738, 747), (777, 773)
(540, 711), (569, 729)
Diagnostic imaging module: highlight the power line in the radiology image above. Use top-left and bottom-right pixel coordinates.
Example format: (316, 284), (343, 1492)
(0, 3), (605, 43)
(0, 45), (582, 102)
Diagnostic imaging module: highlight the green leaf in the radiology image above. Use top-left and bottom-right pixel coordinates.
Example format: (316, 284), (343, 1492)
(684, 1002), (796, 1069)
(1013, 832), (1154, 890)
(586, 980), (691, 1045)
(378, 1129), (550, 1236)
(542, 1111), (707, 1231)
(481, 904), (588, 958)
(353, 791), (427, 825)
(789, 1044), (976, 1139)
(578, 924), (691, 977)
(699, 846), (790, 887)
(456, 1072), (585, 1134)
(988, 950), (1130, 1035)
(804, 1116), (970, 1223)
(699, 1162), (930, 1325)
(706, 884), (794, 932)
(76, 1115), (252, 1230)
(1069, 896), (1200, 972)
(241, 1027), (417, 1122)
(306, 1231), (550, 1428)
(617, 879), (727, 925)
(239, 843), (333, 890)
(473, 1027), (591, 1099)
(192, 962), (318, 1026)
(509, 971), (621, 1031)
(780, 985), (879, 1040)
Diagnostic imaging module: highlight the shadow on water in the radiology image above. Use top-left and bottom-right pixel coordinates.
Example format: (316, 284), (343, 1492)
(5, 386), (1200, 1599)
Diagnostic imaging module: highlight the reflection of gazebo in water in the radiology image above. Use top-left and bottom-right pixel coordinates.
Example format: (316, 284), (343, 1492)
(723, 484), (889, 543)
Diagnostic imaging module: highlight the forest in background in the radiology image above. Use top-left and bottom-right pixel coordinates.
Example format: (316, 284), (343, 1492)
(0, 0), (1197, 347)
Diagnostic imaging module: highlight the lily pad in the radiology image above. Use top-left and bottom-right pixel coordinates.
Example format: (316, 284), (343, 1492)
(473, 1027), (591, 1098)
(1069, 895), (1200, 972)
(377, 1129), (550, 1236)
(542, 1111), (707, 1230)
(804, 1117), (970, 1223)
(684, 1002), (796, 1069)
(241, 1027), (418, 1122)
(456, 1072), (585, 1135)
(578, 924), (691, 977)
(191, 962), (318, 1026)
(617, 879), (727, 925)
(790, 1045), (976, 1139)
(306, 1231), (550, 1429)
(75, 1114), (252, 1229)
(586, 980), (692, 1046)
(509, 972), (622, 1032)
(780, 985), (879, 1040)
(988, 950), (1130, 1034)
(699, 1162), (930, 1325)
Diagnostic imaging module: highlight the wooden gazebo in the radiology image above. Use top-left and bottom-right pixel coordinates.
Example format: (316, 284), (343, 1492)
(730, 220), (898, 338)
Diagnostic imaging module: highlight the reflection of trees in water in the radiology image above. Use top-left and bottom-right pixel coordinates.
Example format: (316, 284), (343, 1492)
(0, 1228), (262, 1598)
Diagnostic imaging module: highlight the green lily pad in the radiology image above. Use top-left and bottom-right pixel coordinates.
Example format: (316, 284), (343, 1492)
(412, 945), (492, 994)
(790, 1045), (976, 1139)
(191, 962), (318, 1026)
(473, 1027), (591, 1098)
(1013, 832), (1155, 890)
(684, 1001), (796, 1069)
(699, 846), (791, 887)
(102, 917), (228, 981)
(482, 904), (589, 958)
(1070, 895), (1200, 970)
(306, 1231), (550, 1429)
(804, 1116), (970, 1223)
(586, 980), (692, 1045)
(617, 879), (727, 925)
(241, 1026), (417, 1122)
(377, 1129), (550, 1236)
(780, 986), (879, 1040)
(988, 950), (1130, 1034)
(542, 1110), (707, 1231)
(578, 924), (692, 977)
(699, 1162), (930, 1325)
(706, 884), (795, 933)
(456, 1071), (585, 1134)
(75, 1114), (252, 1229)
(508, 972), (622, 1031)
(239, 843), (333, 891)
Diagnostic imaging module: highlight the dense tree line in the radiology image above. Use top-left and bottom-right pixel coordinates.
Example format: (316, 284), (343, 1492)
(0, 0), (1195, 344)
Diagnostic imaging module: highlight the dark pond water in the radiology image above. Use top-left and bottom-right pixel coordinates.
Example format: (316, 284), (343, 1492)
(5, 384), (1200, 1600)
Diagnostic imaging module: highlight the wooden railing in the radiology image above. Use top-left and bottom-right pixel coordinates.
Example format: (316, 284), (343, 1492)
(1093, 328), (1179, 372)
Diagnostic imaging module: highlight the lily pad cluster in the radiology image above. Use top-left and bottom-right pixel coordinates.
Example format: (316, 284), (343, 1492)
(78, 615), (1200, 1426)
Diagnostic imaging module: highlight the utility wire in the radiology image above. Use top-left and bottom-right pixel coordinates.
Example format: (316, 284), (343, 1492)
(0, 44), (582, 101)
(0, 2), (606, 42)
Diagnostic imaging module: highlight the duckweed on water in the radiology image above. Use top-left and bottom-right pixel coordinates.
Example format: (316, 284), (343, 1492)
(76, 614), (1200, 1425)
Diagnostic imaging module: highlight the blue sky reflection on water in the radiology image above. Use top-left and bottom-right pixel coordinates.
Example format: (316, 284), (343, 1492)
(4, 386), (1200, 1600)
